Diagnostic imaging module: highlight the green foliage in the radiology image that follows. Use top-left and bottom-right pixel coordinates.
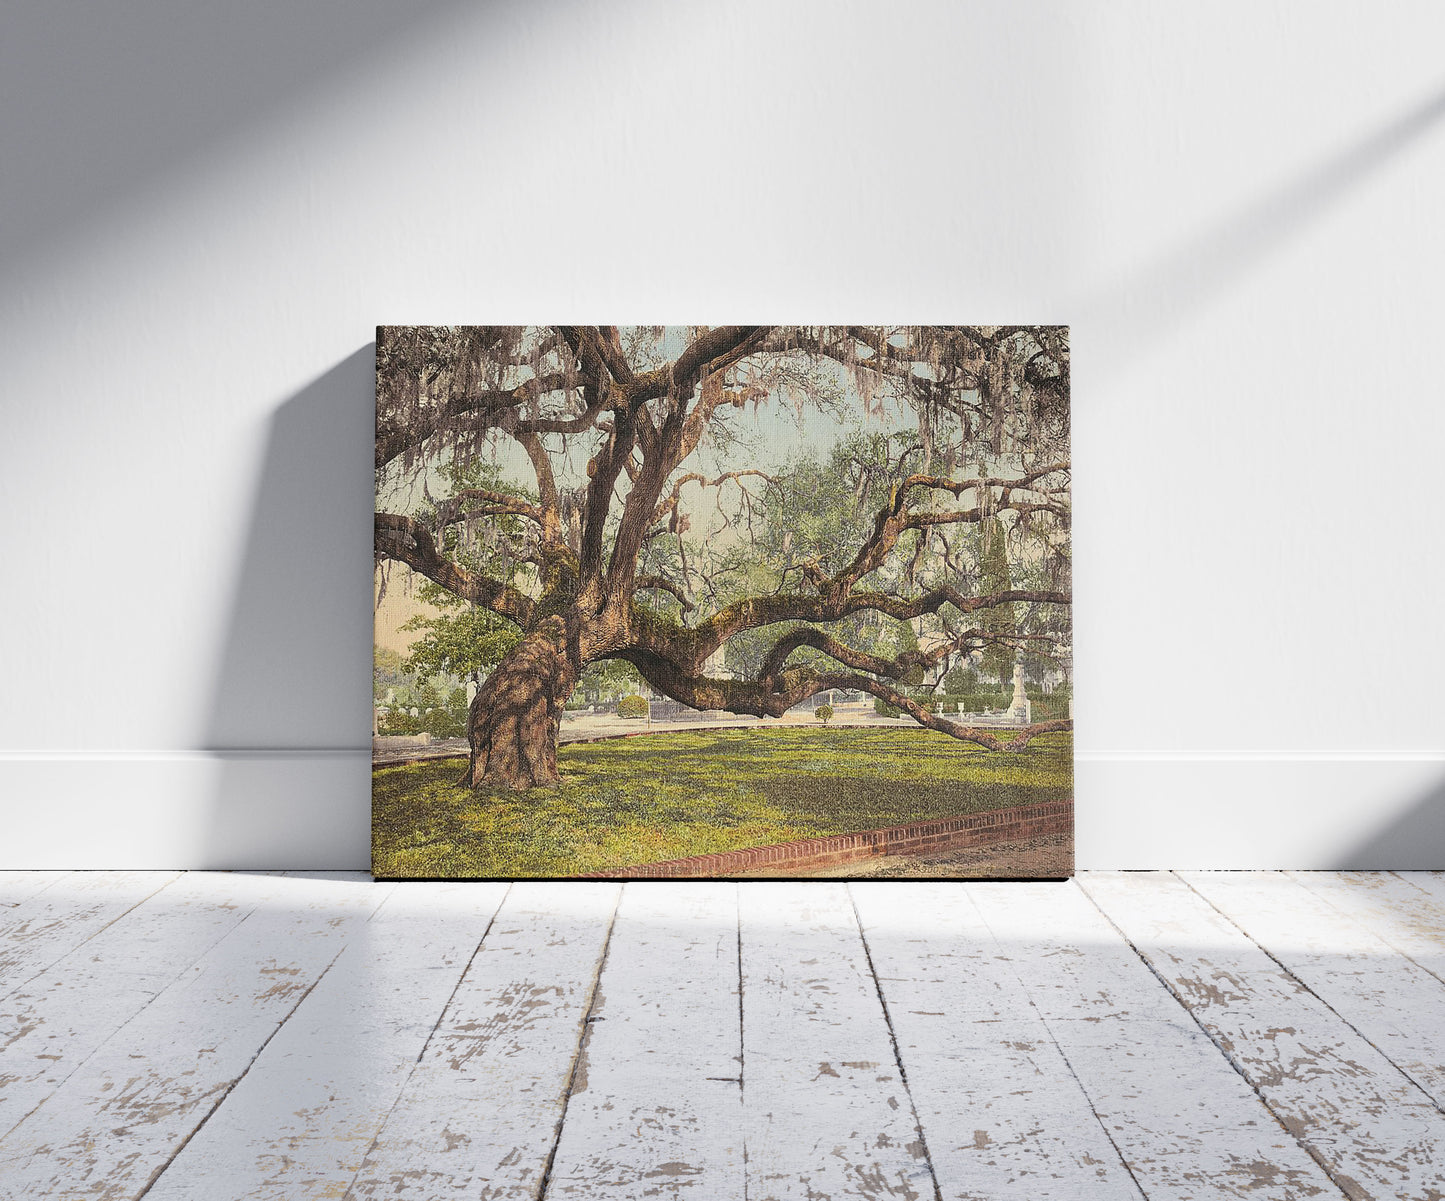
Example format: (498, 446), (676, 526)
(616, 694), (650, 719)
(815, 704), (834, 726)
(430, 457), (538, 578)
(574, 659), (643, 705)
(401, 602), (519, 684)
(374, 645), (409, 701)
(371, 726), (1074, 878)
(944, 666), (979, 696)
(874, 697), (901, 718)
(377, 684), (469, 739)
(723, 622), (786, 680)
(956, 693), (1008, 714)
(388, 456), (534, 695)
(1027, 694), (1071, 721)
(756, 432), (899, 578)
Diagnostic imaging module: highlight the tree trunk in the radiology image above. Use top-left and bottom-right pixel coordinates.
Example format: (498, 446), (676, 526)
(461, 623), (577, 790)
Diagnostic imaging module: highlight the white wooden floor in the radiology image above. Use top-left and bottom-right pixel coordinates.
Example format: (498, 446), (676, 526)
(2, 873), (1445, 1199)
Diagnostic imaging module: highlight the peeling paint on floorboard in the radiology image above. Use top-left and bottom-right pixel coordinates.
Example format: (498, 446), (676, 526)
(1, 872), (1444, 1201)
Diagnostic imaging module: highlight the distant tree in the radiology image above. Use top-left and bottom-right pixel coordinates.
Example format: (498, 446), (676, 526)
(944, 665), (979, 696)
(575, 659), (643, 704)
(616, 694), (650, 719)
(815, 703), (834, 726)
(373, 645), (408, 701)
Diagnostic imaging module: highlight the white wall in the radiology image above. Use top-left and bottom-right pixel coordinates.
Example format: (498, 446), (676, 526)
(3, 0), (1443, 869)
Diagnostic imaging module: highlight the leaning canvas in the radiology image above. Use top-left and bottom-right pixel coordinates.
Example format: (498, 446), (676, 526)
(374, 327), (1071, 879)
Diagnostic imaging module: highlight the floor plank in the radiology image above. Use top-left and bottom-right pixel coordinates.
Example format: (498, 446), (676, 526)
(0, 873), (389, 1199)
(543, 882), (744, 1199)
(0, 871), (69, 908)
(0, 871), (182, 1000)
(345, 881), (621, 1200)
(739, 882), (938, 1201)
(1288, 871), (1445, 983)
(1184, 870), (1445, 1111)
(0, 871), (291, 1140)
(143, 881), (509, 1201)
(1084, 871), (1445, 1200)
(852, 881), (1143, 1200)
(976, 880), (1342, 1200)
(8, 871), (1445, 1201)
(1395, 872), (1445, 912)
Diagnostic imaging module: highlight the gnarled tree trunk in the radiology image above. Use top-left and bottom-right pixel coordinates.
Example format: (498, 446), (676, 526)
(461, 621), (578, 790)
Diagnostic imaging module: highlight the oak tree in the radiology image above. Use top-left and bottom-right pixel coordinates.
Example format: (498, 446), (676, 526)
(375, 326), (1071, 789)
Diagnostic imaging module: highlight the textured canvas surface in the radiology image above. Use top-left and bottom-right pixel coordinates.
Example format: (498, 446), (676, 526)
(373, 327), (1071, 879)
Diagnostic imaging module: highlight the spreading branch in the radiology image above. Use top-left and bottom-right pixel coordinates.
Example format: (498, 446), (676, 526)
(432, 488), (544, 530)
(375, 373), (573, 470)
(614, 646), (1070, 752)
(374, 513), (535, 625)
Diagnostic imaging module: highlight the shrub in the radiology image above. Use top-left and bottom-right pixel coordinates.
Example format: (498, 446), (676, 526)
(616, 694), (650, 719)
(815, 704), (834, 726)
(377, 710), (418, 736)
(378, 703), (466, 739)
(1029, 694), (1071, 721)
(873, 697), (901, 718)
(941, 699), (959, 715)
(956, 693), (1008, 714)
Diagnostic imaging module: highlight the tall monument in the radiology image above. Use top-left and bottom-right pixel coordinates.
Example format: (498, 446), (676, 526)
(1007, 663), (1032, 725)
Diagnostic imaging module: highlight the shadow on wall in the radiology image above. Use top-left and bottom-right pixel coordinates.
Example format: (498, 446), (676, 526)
(1086, 81), (1445, 374)
(1335, 774), (1445, 871)
(0, 0), (472, 280)
(200, 347), (376, 869)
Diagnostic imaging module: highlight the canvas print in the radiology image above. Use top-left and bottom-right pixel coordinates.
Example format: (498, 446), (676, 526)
(374, 327), (1072, 879)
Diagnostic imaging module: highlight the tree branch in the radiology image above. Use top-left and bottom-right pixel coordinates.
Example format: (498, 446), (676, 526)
(836, 675), (1073, 751)
(375, 513), (535, 625)
(651, 469), (777, 528)
(432, 488), (544, 530)
(830, 464), (1069, 597)
(375, 373), (572, 469)
(509, 430), (563, 546)
(601, 328), (773, 603)
(624, 586), (1069, 679)
(635, 575), (694, 614)
(613, 646), (1070, 751)
(670, 326), (772, 398)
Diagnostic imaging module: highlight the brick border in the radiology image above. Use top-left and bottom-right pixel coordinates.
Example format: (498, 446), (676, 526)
(576, 798), (1073, 879)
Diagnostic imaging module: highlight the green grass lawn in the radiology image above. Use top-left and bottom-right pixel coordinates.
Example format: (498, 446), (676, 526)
(372, 726), (1073, 878)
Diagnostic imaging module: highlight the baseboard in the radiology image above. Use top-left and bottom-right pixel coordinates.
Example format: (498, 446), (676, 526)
(0, 751), (370, 870)
(1076, 752), (1445, 869)
(0, 750), (1441, 870)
